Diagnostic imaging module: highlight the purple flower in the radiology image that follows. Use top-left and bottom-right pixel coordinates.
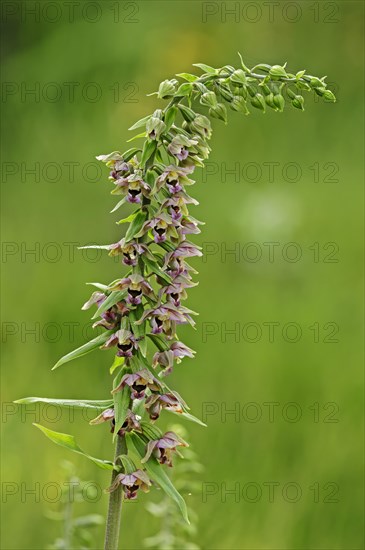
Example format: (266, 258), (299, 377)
(113, 171), (151, 204)
(112, 369), (162, 400)
(110, 274), (156, 305)
(144, 392), (183, 420)
(141, 431), (188, 467)
(108, 239), (151, 267)
(163, 241), (202, 268)
(155, 165), (195, 194)
(139, 214), (178, 244)
(159, 282), (188, 307)
(82, 291), (106, 311)
(90, 408), (142, 436)
(152, 341), (195, 375)
(160, 192), (198, 222)
(138, 303), (196, 339)
(167, 135), (198, 161)
(107, 469), (151, 499)
(102, 329), (139, 358)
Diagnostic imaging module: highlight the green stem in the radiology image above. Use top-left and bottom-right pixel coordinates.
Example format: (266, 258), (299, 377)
(104, 435), (127, 550)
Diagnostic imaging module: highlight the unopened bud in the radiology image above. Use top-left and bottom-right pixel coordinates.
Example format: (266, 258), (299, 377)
(251, 93), (266, 112)
(200, 91), (218, 108)
(292, 95), (305, 110)
(230, 69), (247, 87)
(269, 65), (288, 78)
(323, 89), (336, 102)
(230, 96), (249, 114)
(157, 79), (177, 99)
(209, 103), (227, 123)
(178, 104), (196, 122)
(273, 94), (285, 112)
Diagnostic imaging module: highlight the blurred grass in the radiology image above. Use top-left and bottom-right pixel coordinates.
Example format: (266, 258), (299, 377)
(1, 1), (364, 549)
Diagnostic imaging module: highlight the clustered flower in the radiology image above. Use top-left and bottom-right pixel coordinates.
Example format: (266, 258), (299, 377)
(90, 101), (213, 498)
(89, 61), (335, 500)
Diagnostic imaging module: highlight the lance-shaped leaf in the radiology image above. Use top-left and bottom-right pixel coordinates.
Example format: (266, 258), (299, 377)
(52, 330), (114, 370)
(127, 433), (189, 523)
(15, 397), (113, 410)
(33, 424), (114, 470)
(110, 197), (126, 213)
(124, 210), (148, 243)
(92, 290), (127, 320)
(129, 305), (147, 357)
(142, 256), (172, 285)
(78, 244), (110, 251)
(116, 211), (138, 225)
(168, 409), (207, 428)
(192, 63), (217, 74)
(86, 282), (109, 292)
(112, 371), (130, 442)
(128, 114), (151, 131)
(140, 139), (157, 166)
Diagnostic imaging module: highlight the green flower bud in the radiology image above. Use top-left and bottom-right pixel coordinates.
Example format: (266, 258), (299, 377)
(314, 86), (326, 97)
(265, 92), (275, 108)
(292, 95), (305, 110)
(269, 65), (288, 78)
(273, 94), (285, 112)
(191, 114), (212, 139)
(230, 69), (247, 87)
(238, 86), (248, 100)
(296, 81), (311, 91)
(309, 76), (323, 87)
(323, 89), (336, 102)
(286, 88), (296, 100)
(247, 85), (257, 98)
(178, 104), (196, 122)
(217, 84), (234, 102)
(230, 96), (249, 114)
(200, 91), (218, 108)
(209, 103), (227, 123)
(251, 93), (266, 112)
(146, 117), (166, 140)
(157, 79), (177, 99)
(261, 84), (271, 95)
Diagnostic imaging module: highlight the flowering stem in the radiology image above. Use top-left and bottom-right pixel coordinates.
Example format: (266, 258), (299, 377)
(104, 435), (127, 550)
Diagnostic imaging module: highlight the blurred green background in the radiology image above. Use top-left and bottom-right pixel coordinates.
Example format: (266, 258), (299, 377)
(1, 1), (364, 549)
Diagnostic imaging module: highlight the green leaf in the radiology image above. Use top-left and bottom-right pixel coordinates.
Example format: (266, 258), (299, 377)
(176, 72), (198, 82)
(127, 132), (146, 143)
(128, 115), (151, 131)
(110, 197), (126, 213)
(113, 372), (130, 442)
(140, 140), (157, 166)
(168, 409), (207, 427)
(121, 148), (140, 162)
(142, 256), (172, 284)
(92, 291), (127, 319)
(52, 331), (114, 370)
(127, 433), (189, 523)
(78, 244), (110, 250)
(15, 397), (113, 410)
(129, 305), (147, 357)
(164, 106), (177, 132)
(110, 355), (125, 374)
(116, 211), (138, 225)
(124, 210), (147, 242)
(175, 83), (193, 97)
(193, 63), (217, 74)
(86, 282), (109, 292)
(33, 424), (114, 470)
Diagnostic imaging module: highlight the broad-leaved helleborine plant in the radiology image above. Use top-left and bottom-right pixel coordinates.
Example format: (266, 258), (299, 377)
(17, 56), (335, 550)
